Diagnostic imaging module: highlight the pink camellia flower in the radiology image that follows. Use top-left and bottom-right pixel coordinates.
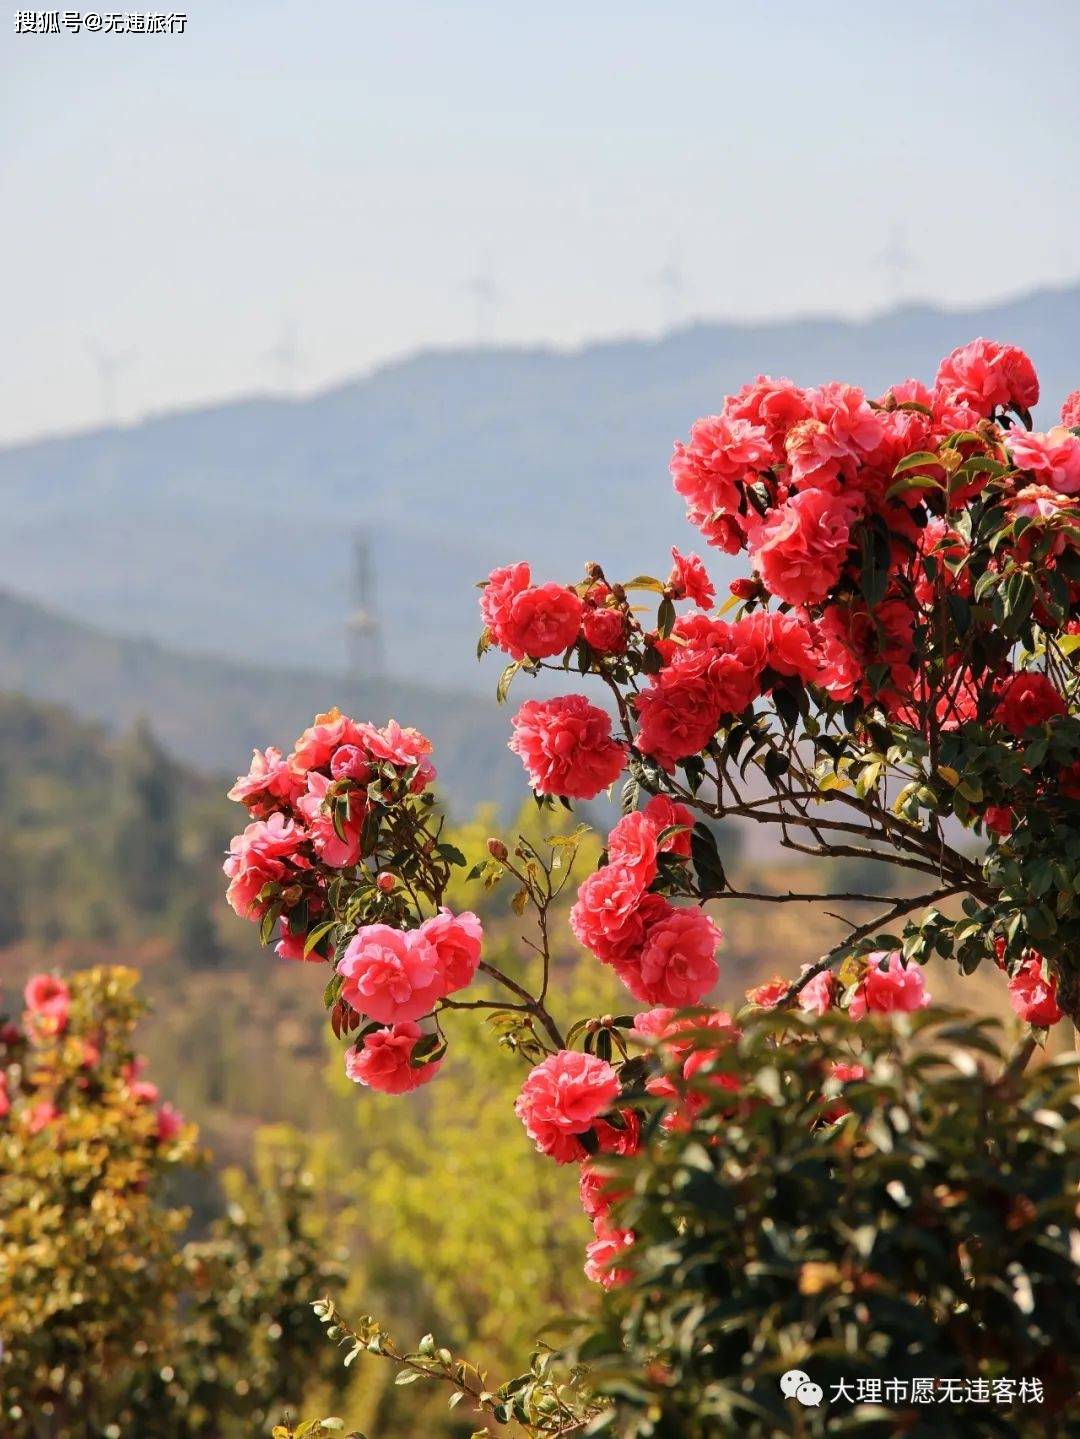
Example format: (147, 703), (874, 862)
(330, 744), (373, 783)
(24, 974), (71, 1034)
(223, 812), (307, 919)
(634, 662), (724, 772)
(723, 374), (810, 449)
(798, 968), (836, 1017)
(509, 694), (626, 800)
(785, 382), (885, 489)
(0, 1071), (9, 1118)
(345, 1020), (443, 1094)
(295, 771), (366, 868)
(745, 975), (789, 1008)
(934, 339), (1039, 415)
(227, 745), (305, 812)
(993, 671), (1067, 737)
(1062, 391), (1080, 429)
(582, 603), (628, 655)
(670, 415), (775, 541)
(337, 924), (444, 1024)
(738, 610), (822, 685)
(480, 563), (583, 661)
(358, 720), (438, 792)
(579, 1159), (627, 1223)
(480, 561), (530, 641)
(643, 794), (694, 857)
(606, 812), (659, 889)
(622, 904), (722, 1007)
(291, 709), (364, 774)
(848, 951), (931, 1020)
(502, 583), (583, 662)
(123, 1058), (160, 1106)
(668, 547), (715, 609)
(1006, 954), (1062, 1028)
(26, 1099), (59, 1135)
(594, 1107), (642, 1156)
(821, 1061), (867, 1122)
(570, 869), (662, 964)
(879, 377), (935, 410)
(417, 908), (483, 994)
(275, 922), (324, 963)
(584, 1220), (635, 1289)
(751, 489), (862, 607)
(515, 1049), (621, 1164)
(156, 1102), (185, 1142)
(1007, 427), (1080, 496)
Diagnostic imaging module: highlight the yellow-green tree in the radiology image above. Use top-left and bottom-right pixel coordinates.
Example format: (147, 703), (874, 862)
(0, 967), (197, 1437)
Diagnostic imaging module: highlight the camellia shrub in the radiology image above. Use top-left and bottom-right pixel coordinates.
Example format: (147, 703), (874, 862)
(223, 343), (1080, 1432)
(0, 969), (345, 1439)
(0, 966), (195, 1435)
(575, 1009), (1080, 1436)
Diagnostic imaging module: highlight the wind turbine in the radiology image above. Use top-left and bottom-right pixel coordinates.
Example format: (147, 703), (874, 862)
(651, 252), (688, 332)
(265, 318), (302, 392)
(464, 266), (501, 343)
(87, 341), (136, 425)
(878, 223), (917, 306)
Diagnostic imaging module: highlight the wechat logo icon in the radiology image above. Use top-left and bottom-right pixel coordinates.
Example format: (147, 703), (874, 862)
(780, 1369), (824, 1407)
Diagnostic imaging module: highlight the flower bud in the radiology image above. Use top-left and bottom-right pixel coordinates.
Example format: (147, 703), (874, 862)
(729, 577), (759, 600)
(375, 872), (395, 893)
(487, 838), (508, 861)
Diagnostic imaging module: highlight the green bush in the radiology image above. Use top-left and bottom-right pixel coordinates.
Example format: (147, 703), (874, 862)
(578, 1010), (1080, 1437)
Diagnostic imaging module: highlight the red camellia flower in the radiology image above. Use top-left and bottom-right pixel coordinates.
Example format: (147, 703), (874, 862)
(584, 1221), (635, 1289)
(751, 488), (862, 606)
(934, 338), (1039, 415)
(570, 869), (665, 964)
(1006, 954), (1063, 1028)
(345, 1020), (443, 1093)
(24, 974), (71, 1035)
(606, 811), (659, 888)
(994, 671), (1067, 737)
(667, 546), (715, 609)
(643, 794), (694, 856)
(337, 924), (445, 1023)
(480, 563), (582, 660)
(509, 694), (626, 799)
(515, 1050), (621, 1164)
(1006, 428), (1080, 496)
(670, 414), (774, 549)
(418, 907), (484, 992)
(228, 745), (306, 813)
(615, 902), (722, 1007)
(222, 812), (307, 918)
(295, 771), (366, 867)
(582, 603), (628, 655)
(848, 951), (930, 1019)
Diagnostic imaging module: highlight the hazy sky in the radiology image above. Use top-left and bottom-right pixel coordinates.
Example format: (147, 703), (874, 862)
(3, 0), (1079, 444)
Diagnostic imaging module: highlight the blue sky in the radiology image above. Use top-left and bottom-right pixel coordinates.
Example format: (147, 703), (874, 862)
(2, 0), (1078, 441)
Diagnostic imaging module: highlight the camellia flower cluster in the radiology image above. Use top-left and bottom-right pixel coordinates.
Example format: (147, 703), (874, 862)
(227, 339), (1077, 1288)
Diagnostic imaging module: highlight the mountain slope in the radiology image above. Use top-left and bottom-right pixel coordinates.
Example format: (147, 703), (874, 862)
(2, 285), (1078, 686)
(0, 589), (524, 814)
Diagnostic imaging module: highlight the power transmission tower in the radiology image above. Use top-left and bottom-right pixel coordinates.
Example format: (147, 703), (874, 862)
(346, 530), (384, 677)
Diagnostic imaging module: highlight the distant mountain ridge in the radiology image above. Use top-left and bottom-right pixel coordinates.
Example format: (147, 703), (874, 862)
(2, 285), (1078, 689)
